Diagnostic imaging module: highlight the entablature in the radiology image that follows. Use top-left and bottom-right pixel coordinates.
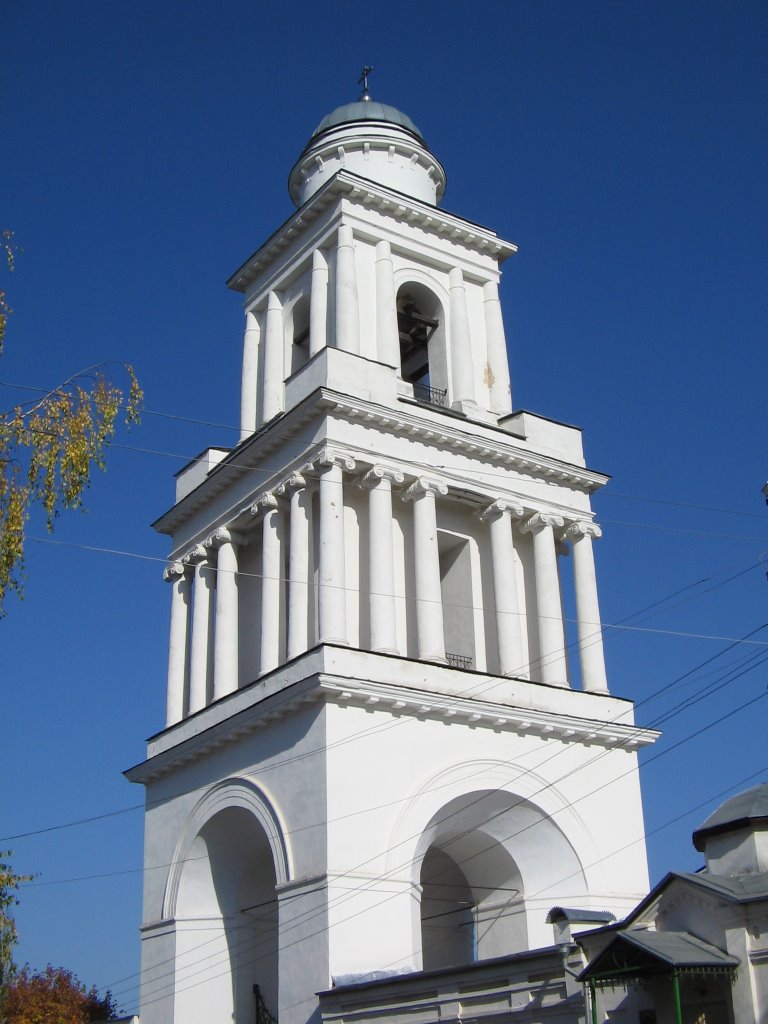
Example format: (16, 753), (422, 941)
(156, 387), (608, 540)
(227, 171), (516, 296)
(126, 646), (658, 785)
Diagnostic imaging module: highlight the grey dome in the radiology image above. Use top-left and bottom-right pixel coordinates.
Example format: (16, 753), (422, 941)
(693, 783), (768, 852)
(312, 101), (424, 142)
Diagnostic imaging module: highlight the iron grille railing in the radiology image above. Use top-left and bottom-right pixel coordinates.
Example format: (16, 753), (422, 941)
(412, 382), (447, 407)
(254, 984), (277, 1024)
(446, 652), (473, 670)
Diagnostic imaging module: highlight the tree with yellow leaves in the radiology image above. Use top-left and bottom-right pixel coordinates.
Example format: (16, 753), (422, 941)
(0, 231), (142, 612)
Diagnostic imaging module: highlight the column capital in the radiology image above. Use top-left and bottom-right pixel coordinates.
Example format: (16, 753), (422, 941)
(337, 224), (355, 245)
(564, 520), (603, 541)
(266, 290), (282, 312)
(448, 266), (465, 288)
(359, 464), (405, 489)
(403, 476), (448, 501)
(520, 511), (565, 534)
(250, 492), (279, 516)
(308, 447), (356, 474)
(276, 472), (307, 497)
(206, 525), (246, 548)
(163, 560), (189, 583)
(478, 498), (525, 522)
(182, 543), (208, 566)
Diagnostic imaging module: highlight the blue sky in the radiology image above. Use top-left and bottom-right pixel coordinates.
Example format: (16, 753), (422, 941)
(2, 0), (767, 1012)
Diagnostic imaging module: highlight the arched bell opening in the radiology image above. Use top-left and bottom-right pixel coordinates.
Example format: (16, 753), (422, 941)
(175, 806), (279, 1023)
(396, 283), (448, 405)
(415, 789), (587, 969)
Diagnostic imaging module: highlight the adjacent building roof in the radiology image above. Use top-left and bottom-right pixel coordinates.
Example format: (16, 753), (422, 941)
(693, 782), (768, 851)
(578, 929), (738, 984)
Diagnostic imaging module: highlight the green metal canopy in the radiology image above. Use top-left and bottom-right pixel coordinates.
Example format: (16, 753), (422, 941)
(578, 930), (738, 1024)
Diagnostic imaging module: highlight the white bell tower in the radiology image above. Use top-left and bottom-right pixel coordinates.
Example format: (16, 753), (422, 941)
(128, 86), (657, 1024)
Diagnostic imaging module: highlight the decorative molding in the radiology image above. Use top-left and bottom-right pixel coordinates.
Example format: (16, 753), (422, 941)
(403, 476), (449, 501)
(206, 526), (246, 548)
(250, 492), (279, 516)
(227, 171), (515, 293)
(276, 471), (307, 496)
(359, 464), (405, 489)
(478, 498), (525, 522)
(319, 679), (658, 750)
(182, 544), (208, 567)
(162, 561), (189, 583)
(307, 447), (357, 474)
(521, 511), (565, 534)
(155, 391), (607, 539)
(564, 520), (603, 541)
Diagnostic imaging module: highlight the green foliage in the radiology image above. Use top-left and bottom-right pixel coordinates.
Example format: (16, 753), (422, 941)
(0, 231), (143, 612)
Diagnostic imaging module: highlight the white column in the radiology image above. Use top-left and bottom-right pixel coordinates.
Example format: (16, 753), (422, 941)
(309, 249), (328, 357)
(361, 466), (404, 654)
(240, 310), (260, 440)
(317, 450), (355, 644)
(375, 240), (400, 369)
(261, 291), (284, 423)
(278, 473), (311, 660)
(448, 267), (476, 410)
(335, 225), (360, 354)
(252, 493), (281, 677)
(521, 512), (568, 686)
(185, 545), (214, 715)
(480, 500), (526, 678)
(483, 280), (513, 416)
(211, 528), (240, 701)
(565, 521), (609, 694)
(405, 477), (448, 663)
(164, 561), (191, 726)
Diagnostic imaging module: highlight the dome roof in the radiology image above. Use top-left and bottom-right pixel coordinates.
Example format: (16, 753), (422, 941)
(311, 100), (424, 142)
(693, 783), (768, 851)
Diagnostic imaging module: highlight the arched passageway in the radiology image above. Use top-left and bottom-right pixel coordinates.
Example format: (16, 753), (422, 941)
(416, 789), (586, 969)
(175, 806), (279, 1023)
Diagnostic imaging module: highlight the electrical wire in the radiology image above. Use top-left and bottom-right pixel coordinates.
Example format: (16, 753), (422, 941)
(101, 632), (768, 1003)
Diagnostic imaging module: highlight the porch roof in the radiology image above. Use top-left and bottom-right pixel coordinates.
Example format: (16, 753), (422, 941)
(578, 929), (738, 987)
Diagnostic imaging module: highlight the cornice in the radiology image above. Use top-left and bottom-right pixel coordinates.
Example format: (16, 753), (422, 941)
(320, 392), (608, 492)
(227, 171), (516, 293)
(153, 388), (609, 540)
(318, 678), (659, 750)
(126, 665), (658, 785)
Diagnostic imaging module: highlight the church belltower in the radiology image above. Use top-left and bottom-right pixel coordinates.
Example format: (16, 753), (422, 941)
(127, 84), (657, 1024)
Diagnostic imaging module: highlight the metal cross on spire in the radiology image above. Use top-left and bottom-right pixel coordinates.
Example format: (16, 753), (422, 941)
(358, 65), (373, 100)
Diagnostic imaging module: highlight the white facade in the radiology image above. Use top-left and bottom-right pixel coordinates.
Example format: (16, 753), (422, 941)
(128, 94), (657, 1024)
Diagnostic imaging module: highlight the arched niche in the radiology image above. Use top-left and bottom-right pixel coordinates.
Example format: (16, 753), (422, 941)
(285, 292), (311, 378)
(412, 788), (587, 967)
(163, 779), (291, 1023)
(395, 281), (448, 402)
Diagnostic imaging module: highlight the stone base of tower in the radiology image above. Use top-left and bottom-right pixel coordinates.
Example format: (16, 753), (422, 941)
(127, 646), (657, 1024)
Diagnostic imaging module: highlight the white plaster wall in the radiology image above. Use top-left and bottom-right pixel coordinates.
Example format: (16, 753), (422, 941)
(322, 699), (650, 978)
(138, 705), (331, 1024)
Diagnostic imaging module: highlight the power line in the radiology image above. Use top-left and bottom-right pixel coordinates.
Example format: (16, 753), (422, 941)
(102, 626), (768, 1002)
(25, 531), (768, 646)
(115, 686), (768, 1011)
(3, 378), (766, 536)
